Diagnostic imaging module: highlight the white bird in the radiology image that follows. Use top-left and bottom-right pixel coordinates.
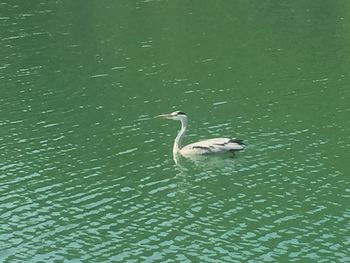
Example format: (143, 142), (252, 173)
(157, 111), (245, 156)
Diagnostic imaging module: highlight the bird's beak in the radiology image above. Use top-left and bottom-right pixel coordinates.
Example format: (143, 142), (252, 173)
(155, 113), (172, 119)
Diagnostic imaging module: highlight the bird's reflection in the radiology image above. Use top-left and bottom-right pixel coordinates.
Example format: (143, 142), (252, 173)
(174, 152), (239, 170)
(172, 152), (245, 197)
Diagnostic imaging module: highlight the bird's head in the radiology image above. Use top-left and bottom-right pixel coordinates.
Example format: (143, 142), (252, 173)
(156, 111), (187, 121)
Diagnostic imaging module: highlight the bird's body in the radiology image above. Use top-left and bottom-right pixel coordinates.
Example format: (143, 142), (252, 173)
(180, 138), (245, 155)
(157, 111), (245, 156)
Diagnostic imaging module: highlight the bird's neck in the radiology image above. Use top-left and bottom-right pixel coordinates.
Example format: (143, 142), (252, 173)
(173, 118), (187, 154)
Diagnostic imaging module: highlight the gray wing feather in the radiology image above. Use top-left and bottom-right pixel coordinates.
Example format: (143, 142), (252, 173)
(180, 138), (245, 155)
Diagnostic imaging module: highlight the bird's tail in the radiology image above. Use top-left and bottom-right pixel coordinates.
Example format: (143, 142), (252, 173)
(229, 138), (245, 146)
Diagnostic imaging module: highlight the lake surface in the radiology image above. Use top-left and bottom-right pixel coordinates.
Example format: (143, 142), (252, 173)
(1, 1), (349, 262)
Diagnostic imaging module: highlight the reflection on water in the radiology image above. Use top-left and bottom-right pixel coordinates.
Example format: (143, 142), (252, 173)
(174, 151), (244, 170)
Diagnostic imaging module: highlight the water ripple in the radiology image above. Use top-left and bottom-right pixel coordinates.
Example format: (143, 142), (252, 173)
(1, 1), (349, 262)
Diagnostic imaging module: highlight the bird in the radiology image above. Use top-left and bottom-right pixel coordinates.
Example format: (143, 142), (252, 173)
(157, 111), (245, 156)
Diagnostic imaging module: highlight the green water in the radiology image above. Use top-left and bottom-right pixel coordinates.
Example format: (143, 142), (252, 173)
(1, 1), (349, 262)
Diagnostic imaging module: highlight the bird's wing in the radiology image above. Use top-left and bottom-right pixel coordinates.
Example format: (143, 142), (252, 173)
(181, 137), (245, 155)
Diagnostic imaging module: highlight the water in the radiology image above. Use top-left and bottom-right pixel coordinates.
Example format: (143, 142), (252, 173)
(1, 1), (349, 262)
